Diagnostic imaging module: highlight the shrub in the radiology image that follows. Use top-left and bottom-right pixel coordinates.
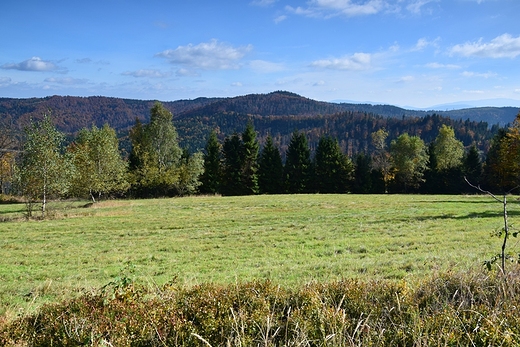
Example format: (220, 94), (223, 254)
(3, 269), (520, 346)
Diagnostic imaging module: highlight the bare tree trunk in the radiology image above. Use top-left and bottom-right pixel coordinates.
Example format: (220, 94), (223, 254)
(501, 195), (508, 274)
(465, 177), (514, 275)
(42, 181), (46, 218)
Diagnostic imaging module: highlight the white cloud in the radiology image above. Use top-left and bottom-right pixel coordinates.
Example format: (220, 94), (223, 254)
(450, 34), (520, 58)
(287, 0), (386, 18)
(122, 69), (170, 78)
(274, 15), (287, 23)
(250, 0), (277, 6)
(313, 80), (326, 86)
(249, 60), (285, 73)
(425, 62), (460, 69)
(397, 75), (415, 83)
(412, 37), (440, 51)
(231, 82), (243, 87)
(0, 77), (12, 86)
(406, 0), (438, 15)
(44, 77), (88, 85)
(461, 71), (497, 78)
(463, 89), (485, 94)
(176, 68), (200, 77)
(310, 52), (372, 70)
(1, 57), (60, 72)
(155, 39), (253, 70)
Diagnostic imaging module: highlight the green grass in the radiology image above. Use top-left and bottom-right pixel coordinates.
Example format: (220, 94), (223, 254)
(0, 194), (516, 319)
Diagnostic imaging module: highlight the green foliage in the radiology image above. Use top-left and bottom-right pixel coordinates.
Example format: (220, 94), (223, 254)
(463, 144), (483, 185)
(221, 133), (244, 196)
(69, 124), (129, 202)
(390, 133), (428, 193)
(314, 135), (353, 193)
(353, 153), (373, 194)
(128, 102), (202, 197)
(240, 122), (259, 195)
(16, 114), (71, 217)
(199, 130), (222, 194)
(258, 135), (284, 194)
(484, 112), (520, 193)
(284, 130), (312, 193)
(433, 124), (464, 171)
(4, 270), (520, 346)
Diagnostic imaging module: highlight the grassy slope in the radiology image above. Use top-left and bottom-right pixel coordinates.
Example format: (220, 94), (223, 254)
(0, 194), (514, 317)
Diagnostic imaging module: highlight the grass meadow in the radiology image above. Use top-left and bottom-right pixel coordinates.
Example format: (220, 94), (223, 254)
(0, 194), (513, 315)
(3, 194), (520, 346)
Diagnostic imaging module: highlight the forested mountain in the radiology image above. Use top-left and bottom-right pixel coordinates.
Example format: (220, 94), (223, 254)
(0, 91), (515, 155)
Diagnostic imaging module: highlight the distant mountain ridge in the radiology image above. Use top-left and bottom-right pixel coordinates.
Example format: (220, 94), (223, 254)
(1, 92), (517, 135)
(0, 91), (515, 156)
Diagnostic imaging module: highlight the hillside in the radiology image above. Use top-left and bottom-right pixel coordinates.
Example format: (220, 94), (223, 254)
(0, 91), (513, 154)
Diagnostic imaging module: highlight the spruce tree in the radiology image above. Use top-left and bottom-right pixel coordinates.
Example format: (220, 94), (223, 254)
(200, 130), (222, 194)
(284, 130), (311, 193)
(353, 153), (373, 194)
(463, 145), (483, 186)
(314, 135), (350, 193)
(241, 122), (259, 195)
(221, 133), (243, 196)
(258, 135), (284, 194)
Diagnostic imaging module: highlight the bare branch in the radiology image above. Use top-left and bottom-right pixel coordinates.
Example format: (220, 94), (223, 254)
(464, 176), (501, 203)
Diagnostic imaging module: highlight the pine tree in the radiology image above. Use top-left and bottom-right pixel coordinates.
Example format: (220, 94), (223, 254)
(200, 130), (222, 194)
(258, 135), (284, 194)
(284, 130), (311, 194)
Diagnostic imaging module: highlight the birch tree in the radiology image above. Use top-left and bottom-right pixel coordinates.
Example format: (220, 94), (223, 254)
(18, 115), (70, 217)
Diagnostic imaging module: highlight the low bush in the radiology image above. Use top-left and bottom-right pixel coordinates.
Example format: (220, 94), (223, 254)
(2, 269), (520, 346)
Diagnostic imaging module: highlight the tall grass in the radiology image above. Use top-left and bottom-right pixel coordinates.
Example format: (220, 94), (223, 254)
(2, 268), (520, 346)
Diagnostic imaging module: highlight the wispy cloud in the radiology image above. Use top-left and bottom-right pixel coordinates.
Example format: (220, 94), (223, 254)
(176, 68), (200, 77)
(44, 77), (88, 85)
(287, 0), (386, 18)
(0, 77), (12, 86)
(412, 37), (440, 51)
(450, 34), (520, 58)
(274, 15), (287, 23)
(461, 71), (497, 78)
(406, 0), (438, 15)
(75, 58), (110, 65)
(286, 0), (439, 18)
(397, 75), (415, 83)
(310, 52), (372, 70)
(155, 39), (253, 71)
(425, 62), (460, 69)
(250, 0), (278, 6)
(249, 60), (285, 73)
(1, 57), (62, 72)
(122, 69), (170, 78)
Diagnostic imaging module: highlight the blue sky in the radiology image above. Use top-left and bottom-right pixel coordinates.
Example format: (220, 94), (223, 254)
(2, 0), (520, 108)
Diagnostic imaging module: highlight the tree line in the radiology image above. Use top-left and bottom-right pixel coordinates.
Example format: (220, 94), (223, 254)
(199, 122), (485, 196)
(2, 102), (520, 217)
